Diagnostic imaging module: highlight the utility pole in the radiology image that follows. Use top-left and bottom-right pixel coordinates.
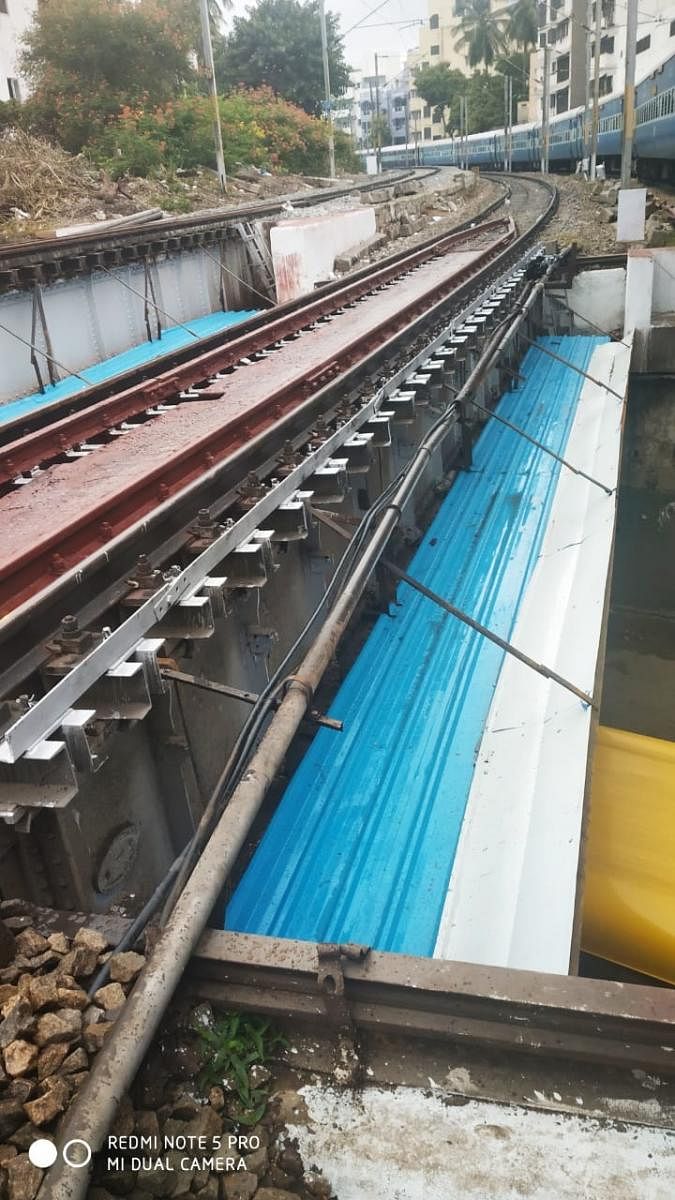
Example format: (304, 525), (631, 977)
(198, 0), (226, 190)
(589, 0), (602, 180)
(508, 75), (513, 172)
(506, 76), (511, 172)
(583, 0), (593, 167)
(541, 45), (551, 175)
(499, 75), (504, 174)
(621, 0), (638, 187)
(319, 0), (336, 179)
(404, 97), (410, 166)
(374, 52), (382, 172)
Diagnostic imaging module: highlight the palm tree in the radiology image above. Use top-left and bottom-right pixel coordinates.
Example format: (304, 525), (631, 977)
(455, 0), (509, 72)
(507, 0), (538, 51)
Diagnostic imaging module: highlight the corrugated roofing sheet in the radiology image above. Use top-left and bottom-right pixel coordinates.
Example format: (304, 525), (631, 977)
(0, 308), (258, 427)
(435, 339), (629, 973)
(226, 335), (607, 956)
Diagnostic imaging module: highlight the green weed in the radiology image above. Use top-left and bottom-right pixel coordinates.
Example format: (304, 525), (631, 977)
(192, 1011), (287, 1126)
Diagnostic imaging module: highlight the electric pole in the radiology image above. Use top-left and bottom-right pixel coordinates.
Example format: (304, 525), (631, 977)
(589, 0), (602, 180)
(374, 52), (382, 173)
(504, 75), (509, 173)
(621, 0), (638, 187)
(508, 76), (513, 172)
(541, 45), (551, 175)
(319, 0), (336, 179)
(583, 0), (592, 167)
(198, 0), (226, 190)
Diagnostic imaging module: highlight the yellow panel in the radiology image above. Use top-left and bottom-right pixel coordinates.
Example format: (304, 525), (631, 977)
(582, 726), (675, 984)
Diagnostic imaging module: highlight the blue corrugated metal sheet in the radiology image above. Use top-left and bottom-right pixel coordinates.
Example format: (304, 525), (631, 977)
(226, 336), (607, 956)
(0, 309), (258, 427)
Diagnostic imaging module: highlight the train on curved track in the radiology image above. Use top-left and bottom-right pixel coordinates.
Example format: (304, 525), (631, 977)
(372, 53), (675, 180)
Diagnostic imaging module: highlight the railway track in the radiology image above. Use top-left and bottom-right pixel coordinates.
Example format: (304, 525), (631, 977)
(0, 178), (557, 796)
(0, 169), (439, 290)
(8, 174), (644, 1199)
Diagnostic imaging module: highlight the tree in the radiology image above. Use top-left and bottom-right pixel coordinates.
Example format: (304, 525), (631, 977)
(455, 0), (509, 71)
(215, 0), (350, 117)
(415, 63), (466, 131)
(507, 0), (538, 51)
(371, 113), (392, 149)
(20, 0), (196, 150)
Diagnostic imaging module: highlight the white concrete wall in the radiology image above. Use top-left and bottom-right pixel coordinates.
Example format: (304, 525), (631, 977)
(0, 0), (36, 101)
(270, 207), (377, 303)
(558, 268), (626, 334)
(651, 249), (675, 317)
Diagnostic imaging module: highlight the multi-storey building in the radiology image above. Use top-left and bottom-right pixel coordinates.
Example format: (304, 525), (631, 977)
(529, 0), (675, 121)
(0, 0), (35, 102)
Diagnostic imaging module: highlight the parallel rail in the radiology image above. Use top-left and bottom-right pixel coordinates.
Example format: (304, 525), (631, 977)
(0, 169), (438, 287)
(0, 179), (557, 711)
(0, 180), (509, 446)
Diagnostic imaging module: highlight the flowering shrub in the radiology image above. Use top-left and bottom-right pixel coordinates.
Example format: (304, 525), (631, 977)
(88, 89), (359, 178)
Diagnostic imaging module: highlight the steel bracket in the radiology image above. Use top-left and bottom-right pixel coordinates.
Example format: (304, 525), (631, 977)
(317, 942), (369, 1085)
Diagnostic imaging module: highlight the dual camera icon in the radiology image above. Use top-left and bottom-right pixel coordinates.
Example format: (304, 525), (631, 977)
(28, 1138), (92, 1169)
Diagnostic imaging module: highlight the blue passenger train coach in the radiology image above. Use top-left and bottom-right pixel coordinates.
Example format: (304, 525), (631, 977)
(369, 54), (675, 181)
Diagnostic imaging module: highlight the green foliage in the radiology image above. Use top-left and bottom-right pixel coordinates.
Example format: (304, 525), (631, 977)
(415, 64), (466, 131)
(215, 0), (350, 117)
(192, 1011), (287, 1126)
(370, 113), (392, 149)
(334, 129), (361, 173)
(88, 88), (355, 179)
(0, 101), (21, 135)
(19, 0), (197, 151)
(455, 0), (509, 72)
(507, 0), (538, 50)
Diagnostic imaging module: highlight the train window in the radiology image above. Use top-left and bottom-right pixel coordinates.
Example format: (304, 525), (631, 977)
(636, 35), (650, 54)
(430, 13), (439, 29)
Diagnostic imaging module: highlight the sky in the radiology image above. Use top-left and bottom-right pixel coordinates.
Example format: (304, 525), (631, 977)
(223, 0), (428, 76)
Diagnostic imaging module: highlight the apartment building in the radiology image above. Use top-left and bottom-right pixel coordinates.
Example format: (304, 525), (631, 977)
(405, 2), (474, 143)
(529, 0), (675, 121)
(0, 0), (35, 102)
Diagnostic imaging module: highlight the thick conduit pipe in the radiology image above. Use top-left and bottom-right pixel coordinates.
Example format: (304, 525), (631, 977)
(39, 257), (560, 1200)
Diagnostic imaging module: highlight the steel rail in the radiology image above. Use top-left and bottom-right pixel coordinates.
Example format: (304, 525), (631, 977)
(0, 180), (510, 446)
(0, 218), (512, 486)
(0, 169), (437, 277)
(1, 176), (558, 755)
(0, 245), (539, 704)
(0, 224), (515, 614)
